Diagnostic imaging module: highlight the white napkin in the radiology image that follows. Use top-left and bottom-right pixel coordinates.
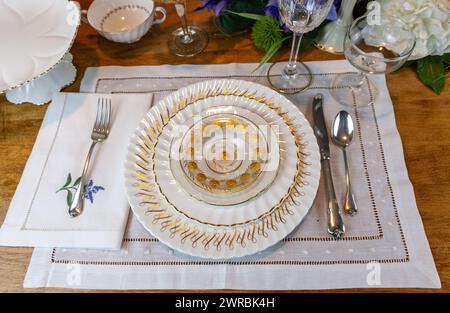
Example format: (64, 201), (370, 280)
(0, 92), (152, 249)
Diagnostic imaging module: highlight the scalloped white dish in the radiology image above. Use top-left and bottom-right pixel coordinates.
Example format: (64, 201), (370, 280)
(124, 80), (321, 259)
(0, 0), (80, 94)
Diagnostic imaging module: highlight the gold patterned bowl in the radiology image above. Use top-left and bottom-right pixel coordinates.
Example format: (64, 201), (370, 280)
(124, 79), (321, 259)
(170, 106), (280, 206)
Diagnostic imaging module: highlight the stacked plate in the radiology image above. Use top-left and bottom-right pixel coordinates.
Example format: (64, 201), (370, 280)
(124, 79), (321, 258)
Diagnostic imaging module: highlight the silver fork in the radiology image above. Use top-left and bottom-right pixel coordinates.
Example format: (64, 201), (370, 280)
(69, 98), (112, 217)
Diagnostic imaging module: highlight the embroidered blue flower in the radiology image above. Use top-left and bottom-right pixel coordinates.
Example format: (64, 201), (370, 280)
(57, 173), (105, 208)
(83, 179), (105, 204)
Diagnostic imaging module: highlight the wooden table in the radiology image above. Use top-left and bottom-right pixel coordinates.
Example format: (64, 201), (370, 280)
(1, 0), (449, 293)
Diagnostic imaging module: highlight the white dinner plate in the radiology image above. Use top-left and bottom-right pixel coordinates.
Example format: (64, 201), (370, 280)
(125, 79), (321, 259)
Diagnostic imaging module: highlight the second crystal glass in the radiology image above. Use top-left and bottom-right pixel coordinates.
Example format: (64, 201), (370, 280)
(267, 0), (334, 94)
(331, 14), (416, 107)
(168, 0), (208, 57)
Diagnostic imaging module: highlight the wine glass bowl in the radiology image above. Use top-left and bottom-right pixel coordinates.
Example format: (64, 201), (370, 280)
(267, 0), (334, 94)
(279, 0), (334, 33)
(345, 15), (415, 74)
(331, 14), (416, 106)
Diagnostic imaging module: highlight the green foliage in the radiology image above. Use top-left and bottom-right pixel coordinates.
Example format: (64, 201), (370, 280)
(254, 36), (290, 72)
(218, 0), (266, 34)
(442, 53), (450, 65)
(417, 55), (448, 95)
(217, 1), (448, 95)
(226, 9), (324, 71)
(252, 16), (283, 52)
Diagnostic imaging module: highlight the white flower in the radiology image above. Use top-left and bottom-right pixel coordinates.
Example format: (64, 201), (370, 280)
(378, 0), (450, 60)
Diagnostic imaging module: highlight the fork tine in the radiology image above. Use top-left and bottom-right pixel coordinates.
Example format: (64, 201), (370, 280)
(100, 98), (107, 133)
(106, 98), (112, 134)
(94, 98), (102, 131)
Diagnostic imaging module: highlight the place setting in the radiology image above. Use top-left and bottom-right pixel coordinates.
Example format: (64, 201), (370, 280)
(0, 0), (445, 290)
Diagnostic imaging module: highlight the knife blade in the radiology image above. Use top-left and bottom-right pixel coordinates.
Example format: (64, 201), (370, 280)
(312, 94), (345, 238)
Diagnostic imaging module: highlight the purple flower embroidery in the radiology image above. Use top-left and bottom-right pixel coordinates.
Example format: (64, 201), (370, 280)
(83, 179), (105, 204)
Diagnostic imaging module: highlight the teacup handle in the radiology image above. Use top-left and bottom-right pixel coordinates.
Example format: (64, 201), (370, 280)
(153, 7), (167, 24)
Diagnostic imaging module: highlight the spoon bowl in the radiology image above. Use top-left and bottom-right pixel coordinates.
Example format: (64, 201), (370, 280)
(332, 111), (354, 148)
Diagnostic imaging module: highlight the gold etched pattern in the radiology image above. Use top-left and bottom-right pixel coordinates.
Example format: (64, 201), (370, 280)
(130, 84), (312, 251)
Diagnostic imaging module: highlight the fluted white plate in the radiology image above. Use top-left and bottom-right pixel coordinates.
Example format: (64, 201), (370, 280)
(125, 80), (321, 259)
(0, 0), (80, 94)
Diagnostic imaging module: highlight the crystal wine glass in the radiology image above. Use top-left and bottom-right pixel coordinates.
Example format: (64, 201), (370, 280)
(168, 0), (209, 57)
(331, 14), (416, 107)
(267, 0), (334, 94)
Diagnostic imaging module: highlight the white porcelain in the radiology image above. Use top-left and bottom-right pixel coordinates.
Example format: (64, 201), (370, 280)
(0, 0), (80, 104)
(81, 0), (166, 43)
(6, 53), (76, 105)
(124, 79), (321, 259)
(314, 0), (358, 54)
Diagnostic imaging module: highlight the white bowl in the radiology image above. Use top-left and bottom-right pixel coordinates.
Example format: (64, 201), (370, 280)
(0, 0), (80, 94)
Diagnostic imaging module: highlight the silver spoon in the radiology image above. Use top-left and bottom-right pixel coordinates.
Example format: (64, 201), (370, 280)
(331, 111), (358, 215)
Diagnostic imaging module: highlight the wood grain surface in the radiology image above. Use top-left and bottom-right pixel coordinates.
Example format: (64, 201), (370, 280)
(0, 0), (449, 293)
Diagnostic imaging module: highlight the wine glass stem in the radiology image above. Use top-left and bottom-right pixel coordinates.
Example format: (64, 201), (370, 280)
(175, 2), (193, 44)
(354, 72), (367, 90)
(285, 32), (304, 78)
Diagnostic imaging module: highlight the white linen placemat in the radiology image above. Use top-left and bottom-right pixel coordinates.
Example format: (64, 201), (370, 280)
(0, 92), (152, 249)
(24, 61), (440, 289)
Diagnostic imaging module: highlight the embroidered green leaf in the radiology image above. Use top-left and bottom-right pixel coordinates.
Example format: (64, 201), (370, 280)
(66, 173), (72, 186)
(66, 191), (73, 208)
(57, 173), (72, 192)
(73, 176), (82, 188)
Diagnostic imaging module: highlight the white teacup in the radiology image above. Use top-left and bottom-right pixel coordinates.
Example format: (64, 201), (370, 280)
(80, 0), (166, 43)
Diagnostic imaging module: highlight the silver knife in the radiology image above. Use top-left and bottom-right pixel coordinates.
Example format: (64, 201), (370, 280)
(312, 93), (345, 238)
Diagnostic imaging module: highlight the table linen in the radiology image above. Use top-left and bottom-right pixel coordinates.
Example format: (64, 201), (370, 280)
(23, 61), (440, 289)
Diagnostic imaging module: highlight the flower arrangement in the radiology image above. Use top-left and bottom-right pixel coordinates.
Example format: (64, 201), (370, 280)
(379, 0), (450, 94)
(196, 0), (340, 70)
(196, 0), (449, 94)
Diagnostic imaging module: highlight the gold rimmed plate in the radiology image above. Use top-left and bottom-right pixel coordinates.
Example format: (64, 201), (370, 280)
(124, 79), (321, 259)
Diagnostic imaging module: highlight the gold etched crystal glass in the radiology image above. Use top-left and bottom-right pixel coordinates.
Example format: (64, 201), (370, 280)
(267, 0), (333, 94)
